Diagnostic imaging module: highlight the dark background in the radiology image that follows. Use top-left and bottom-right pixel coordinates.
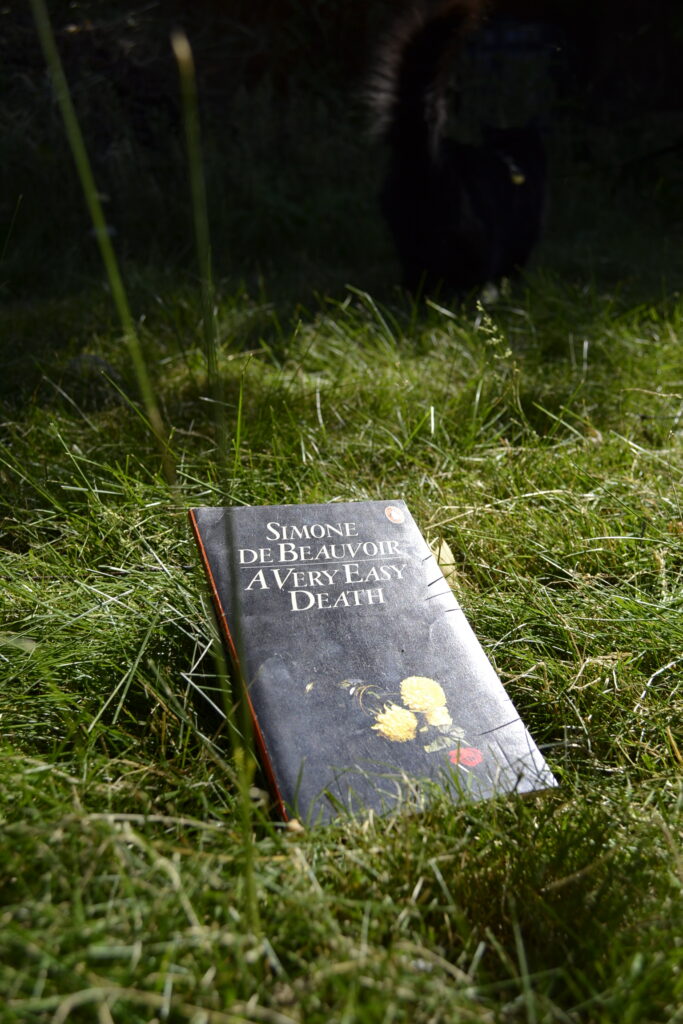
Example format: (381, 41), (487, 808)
(2, 0), (683, 300)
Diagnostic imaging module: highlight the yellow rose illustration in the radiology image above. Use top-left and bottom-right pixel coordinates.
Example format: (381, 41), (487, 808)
(423, 703), (453, 727)
(372, 703), (418, 742)
(400, 676), (453, 729)
(400, 676), (446, 711)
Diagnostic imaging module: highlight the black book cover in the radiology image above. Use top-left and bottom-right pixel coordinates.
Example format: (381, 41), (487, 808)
(189, 500), (556, 822)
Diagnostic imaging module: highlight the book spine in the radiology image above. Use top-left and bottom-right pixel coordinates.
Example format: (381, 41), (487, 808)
(188, 509), (289, 821)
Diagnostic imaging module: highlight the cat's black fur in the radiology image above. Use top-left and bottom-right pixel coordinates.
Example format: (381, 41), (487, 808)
(371, 1), (546, 294)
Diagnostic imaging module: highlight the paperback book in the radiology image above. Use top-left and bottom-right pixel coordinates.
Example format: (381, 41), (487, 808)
(189, 500), (556, 822)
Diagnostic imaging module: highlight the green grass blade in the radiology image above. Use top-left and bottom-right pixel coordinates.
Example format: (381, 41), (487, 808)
(171, 30), (226, 457)
(28, 0), (175, 486)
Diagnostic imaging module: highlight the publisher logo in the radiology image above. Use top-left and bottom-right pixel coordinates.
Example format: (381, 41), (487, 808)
(385, 505), (404, 525)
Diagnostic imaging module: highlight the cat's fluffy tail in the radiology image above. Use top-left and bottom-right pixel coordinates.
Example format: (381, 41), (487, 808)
(369, 1), (484, 156)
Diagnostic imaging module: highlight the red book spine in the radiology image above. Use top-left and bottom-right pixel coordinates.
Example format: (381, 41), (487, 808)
(188, 509), (289, 821)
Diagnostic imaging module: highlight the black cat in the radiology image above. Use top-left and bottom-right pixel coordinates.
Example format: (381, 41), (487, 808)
(371, 0), (546, 295)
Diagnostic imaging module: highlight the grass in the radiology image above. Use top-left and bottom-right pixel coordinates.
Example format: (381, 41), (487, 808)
(1, 4), (683, 1021)
(2, 281), (682, 1022)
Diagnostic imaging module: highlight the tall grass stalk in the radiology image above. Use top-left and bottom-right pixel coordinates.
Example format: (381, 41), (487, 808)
(172, 29), (259, 934)
(29, 0), (175, 486)
(171, 30), (226, 456)
(210, 635), (261, 937)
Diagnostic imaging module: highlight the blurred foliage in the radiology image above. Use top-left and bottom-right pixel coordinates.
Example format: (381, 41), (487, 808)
(2, 0), (683, 303)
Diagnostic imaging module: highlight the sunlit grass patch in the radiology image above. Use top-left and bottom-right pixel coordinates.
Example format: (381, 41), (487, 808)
(2, 269), (682, 1019)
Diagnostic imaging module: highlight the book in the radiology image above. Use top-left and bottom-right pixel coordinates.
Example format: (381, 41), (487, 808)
(189, 500), (556, 822)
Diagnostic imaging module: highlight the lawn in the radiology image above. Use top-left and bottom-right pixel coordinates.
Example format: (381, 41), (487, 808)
(1, 4), (682, 1022)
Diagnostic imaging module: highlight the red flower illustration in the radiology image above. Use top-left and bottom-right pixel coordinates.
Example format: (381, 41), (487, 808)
(449, 747), (483, 767)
